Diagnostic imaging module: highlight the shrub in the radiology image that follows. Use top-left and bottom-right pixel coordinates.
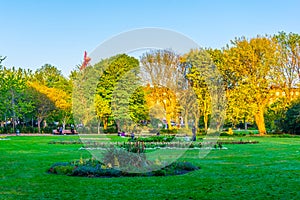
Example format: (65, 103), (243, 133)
(102, 147), (150, 171)
(48, 162), (74, 174)
(159, 129), (178, 134)
(72, 166), (98, 176)
(52, 165), (75, 175)
(49, 162), (70, 168)
(49, 140), (82, 145)
(169, 161), (199, 171)
(153, 169), (167, 176)
(48, 159), (200, 178)
(103, 127), (117, 134)
(42, 126), (56, 134)
(220, 132), (231, 136)
(129, 135), (175, 143)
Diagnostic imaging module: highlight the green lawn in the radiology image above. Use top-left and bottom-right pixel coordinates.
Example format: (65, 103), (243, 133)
(0, 135), (299, 199)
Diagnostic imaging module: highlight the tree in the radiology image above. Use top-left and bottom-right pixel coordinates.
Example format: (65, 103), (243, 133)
(97, 54), (140, 132)
(94, 94), (111, 133)
(144, 84), (179, 130)
(182, 49), (226, 133)
(0, 65), (33, 132)
(73, 54), (141, 133)
(128, 86), (149, 125)
(27, 82), (70, 133)
(140, 50), (184, 129)
(183, 49), (212, 131)
(221, 36), (279, 135)
(280, 99), (300, 134)
(275, 32), (300, 95)
(0, 56), (6, 64)
(265, 97), (288, 132)
(72, 65), (100, 130)
(33, 64), (71, 92)
(32, 64), (72, 129)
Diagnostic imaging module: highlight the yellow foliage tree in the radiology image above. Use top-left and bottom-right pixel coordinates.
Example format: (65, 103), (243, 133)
(144, 84), (178, 129)
(27, 81), (71, 132)
(221, 36), (280, 135)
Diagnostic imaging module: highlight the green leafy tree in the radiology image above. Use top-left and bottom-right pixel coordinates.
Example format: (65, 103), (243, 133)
(0, 65), (33, 132)
(281, 99), (300, 134)
(128, 86), (149, 125)
(265, 97), (288, 132)
(33, 64), (71, 92)
(97, 54), (140, 132)
(72, 63), (102, 132)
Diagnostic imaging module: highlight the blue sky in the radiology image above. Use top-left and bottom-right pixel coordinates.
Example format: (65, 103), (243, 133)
(1, 0), (299, 76)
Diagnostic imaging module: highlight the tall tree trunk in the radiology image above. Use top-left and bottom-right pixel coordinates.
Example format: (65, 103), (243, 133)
(97, 118), (101, 134)
(116, 120), (120, 132)
(254, 107), (266, 135)
(37, 118), (42, 133)
(11, 90), (16, 133)
(43, 120), (47, 128)
(184, 113), (188, 129)
(244, 116), (248, 130)
(166, 114), (172, 130)
(195, 117), (199, 132)
(204, 114), (208, 132)
(103, 117), (108, 130)
(62, 118), (66, 130)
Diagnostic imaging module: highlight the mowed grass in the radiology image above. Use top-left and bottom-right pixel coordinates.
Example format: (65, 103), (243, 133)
(0, 135), (299, 200)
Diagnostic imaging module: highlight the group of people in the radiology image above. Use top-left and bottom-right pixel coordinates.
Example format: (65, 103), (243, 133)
(117, 126), (197, 141)
(118, 131), (135, 140)
(55, 124), (75, 134)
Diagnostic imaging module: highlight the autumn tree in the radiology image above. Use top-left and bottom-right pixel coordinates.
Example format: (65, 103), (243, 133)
(27, 81), (70, 133)
(144, 84), (179, 130)
(32, 64), (72, 129)
(182, 49), (226, 133)
(182, 49), (212, 131)
(94, 94), (111, 133)
(140, 50), (185, 129)
(221, 36), (279, 135)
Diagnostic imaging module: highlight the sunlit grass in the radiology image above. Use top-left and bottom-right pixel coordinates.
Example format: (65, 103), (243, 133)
(0, 135), (299, 199)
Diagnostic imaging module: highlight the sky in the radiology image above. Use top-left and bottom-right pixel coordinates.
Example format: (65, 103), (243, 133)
(1, 0), (299, 76)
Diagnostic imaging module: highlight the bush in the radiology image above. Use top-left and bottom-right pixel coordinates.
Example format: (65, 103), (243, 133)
(153, 169), (167, 176)
(48, 159), (200, 178)
(72, 166), (98, 176)
(49, 140), (82, 145)
(49, 162), (70, 168)
(48, 162), (74, 175)
(220, 132), (231, 136)
(42, 126), (55, 134)
(159, 129), (178, 134)
(129, 135), (175, 143)
(279, 100), (300, 135)
(176, 161), (199, 171)
(52, 165), (75, 175)
(103, 127), (117, 134)
(102, 147), (149, 171)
